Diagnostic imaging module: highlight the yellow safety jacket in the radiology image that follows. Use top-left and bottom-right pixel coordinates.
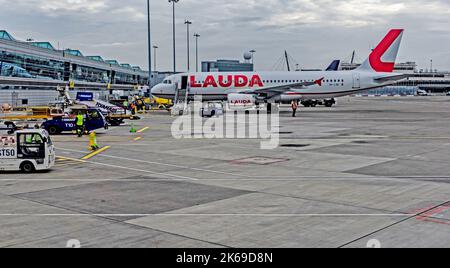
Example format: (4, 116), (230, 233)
(76, 115), (84, 126)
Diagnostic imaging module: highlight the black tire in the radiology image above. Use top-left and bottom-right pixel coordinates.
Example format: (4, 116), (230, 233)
(108, 120), (120, 126)
(20, 161), (35, 173)
(211, 110), (216, 117)
(324, 101), (334, 107)
(47, 126), (61, 135)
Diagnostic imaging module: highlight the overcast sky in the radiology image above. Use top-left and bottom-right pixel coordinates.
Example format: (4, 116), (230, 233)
(1, 0), (449, 71)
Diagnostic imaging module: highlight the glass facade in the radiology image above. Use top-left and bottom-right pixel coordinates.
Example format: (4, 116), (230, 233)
(0, 30), (14, 41)
(366, 86), (418, 96)
(0, 50), (65, 79)
(65, 49), (83, 57)
(0, 30), (149, 85)
(87, 56), (104, 62)
(30, 42), (55, 50)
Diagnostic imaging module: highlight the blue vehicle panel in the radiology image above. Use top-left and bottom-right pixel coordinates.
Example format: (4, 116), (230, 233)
(42, 108), (108, 135)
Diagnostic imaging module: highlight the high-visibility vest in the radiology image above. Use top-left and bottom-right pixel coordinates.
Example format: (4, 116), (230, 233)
(76, 115), (84, 126)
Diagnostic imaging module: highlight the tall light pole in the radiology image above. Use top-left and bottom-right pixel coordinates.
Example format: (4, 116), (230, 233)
(169, 0), (179, 73)
(153, 45), (158, 72)
(184, 20), (192, 72)
(147, 0), (152, 89)
(250, 49), (256, 70)
(194, 33), (200, 72)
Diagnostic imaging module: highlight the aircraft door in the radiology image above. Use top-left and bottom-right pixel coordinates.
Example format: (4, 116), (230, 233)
(353, 73), (361, 89)
(181, 76), (188, 90)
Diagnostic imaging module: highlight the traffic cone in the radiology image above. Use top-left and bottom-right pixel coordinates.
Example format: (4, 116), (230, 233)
(130, 124), (137, 133)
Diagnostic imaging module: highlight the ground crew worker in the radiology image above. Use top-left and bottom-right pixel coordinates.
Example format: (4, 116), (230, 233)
(26, 134), (42, 144)
(291, 100), (298, 117)
(89, 131), (99, 151)
(26, 134), (33, 144)
(123, 100), (129, 110)
(76, 112), (85, 137)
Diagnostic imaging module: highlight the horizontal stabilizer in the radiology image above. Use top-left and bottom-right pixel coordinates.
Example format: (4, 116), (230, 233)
(374, 74), (410, 83)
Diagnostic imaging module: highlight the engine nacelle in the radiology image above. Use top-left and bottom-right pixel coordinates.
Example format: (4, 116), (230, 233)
(228, 94), (256, 109)
(270, 94), (303, 103)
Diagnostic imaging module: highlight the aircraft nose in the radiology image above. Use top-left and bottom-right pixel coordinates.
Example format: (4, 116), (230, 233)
(151, 84), (163, 96)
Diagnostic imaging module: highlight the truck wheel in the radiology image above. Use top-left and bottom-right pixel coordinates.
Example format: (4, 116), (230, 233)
(47, 126), (60, 135)
(109, 120), (120, 126)
(20, 162), (35, 173)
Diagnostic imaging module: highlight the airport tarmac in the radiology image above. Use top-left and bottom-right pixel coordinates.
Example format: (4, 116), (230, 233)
(1, 96), (449, 248)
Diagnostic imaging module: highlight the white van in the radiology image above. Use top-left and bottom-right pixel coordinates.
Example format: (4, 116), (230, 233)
(417, 89), (431, 96)
(0, 127), (55, 173)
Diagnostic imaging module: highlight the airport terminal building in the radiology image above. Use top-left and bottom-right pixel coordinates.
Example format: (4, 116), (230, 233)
(0, 30), (154, 105)
(342, 61), (450, 95)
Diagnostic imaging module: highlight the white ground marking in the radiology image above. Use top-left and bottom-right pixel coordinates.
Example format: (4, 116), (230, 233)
(49, 154), (199, 181)
(0, 213), (414, 217)
(55, 147), (450, 181)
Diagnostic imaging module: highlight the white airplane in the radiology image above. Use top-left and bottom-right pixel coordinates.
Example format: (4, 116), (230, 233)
(151, 29), (408, 109)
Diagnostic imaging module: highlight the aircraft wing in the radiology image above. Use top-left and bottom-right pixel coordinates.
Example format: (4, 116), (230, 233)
(241, 78), (324, 96)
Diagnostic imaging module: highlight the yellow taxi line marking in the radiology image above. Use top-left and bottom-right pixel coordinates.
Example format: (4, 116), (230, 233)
(56, 156), (87, 163)
(81, 146), (111, 160)
(134, 137), (142, 141)
(137, 127), (150, 133)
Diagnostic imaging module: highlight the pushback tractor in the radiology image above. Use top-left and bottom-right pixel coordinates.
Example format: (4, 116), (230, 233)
(0, 123), (55, 173)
